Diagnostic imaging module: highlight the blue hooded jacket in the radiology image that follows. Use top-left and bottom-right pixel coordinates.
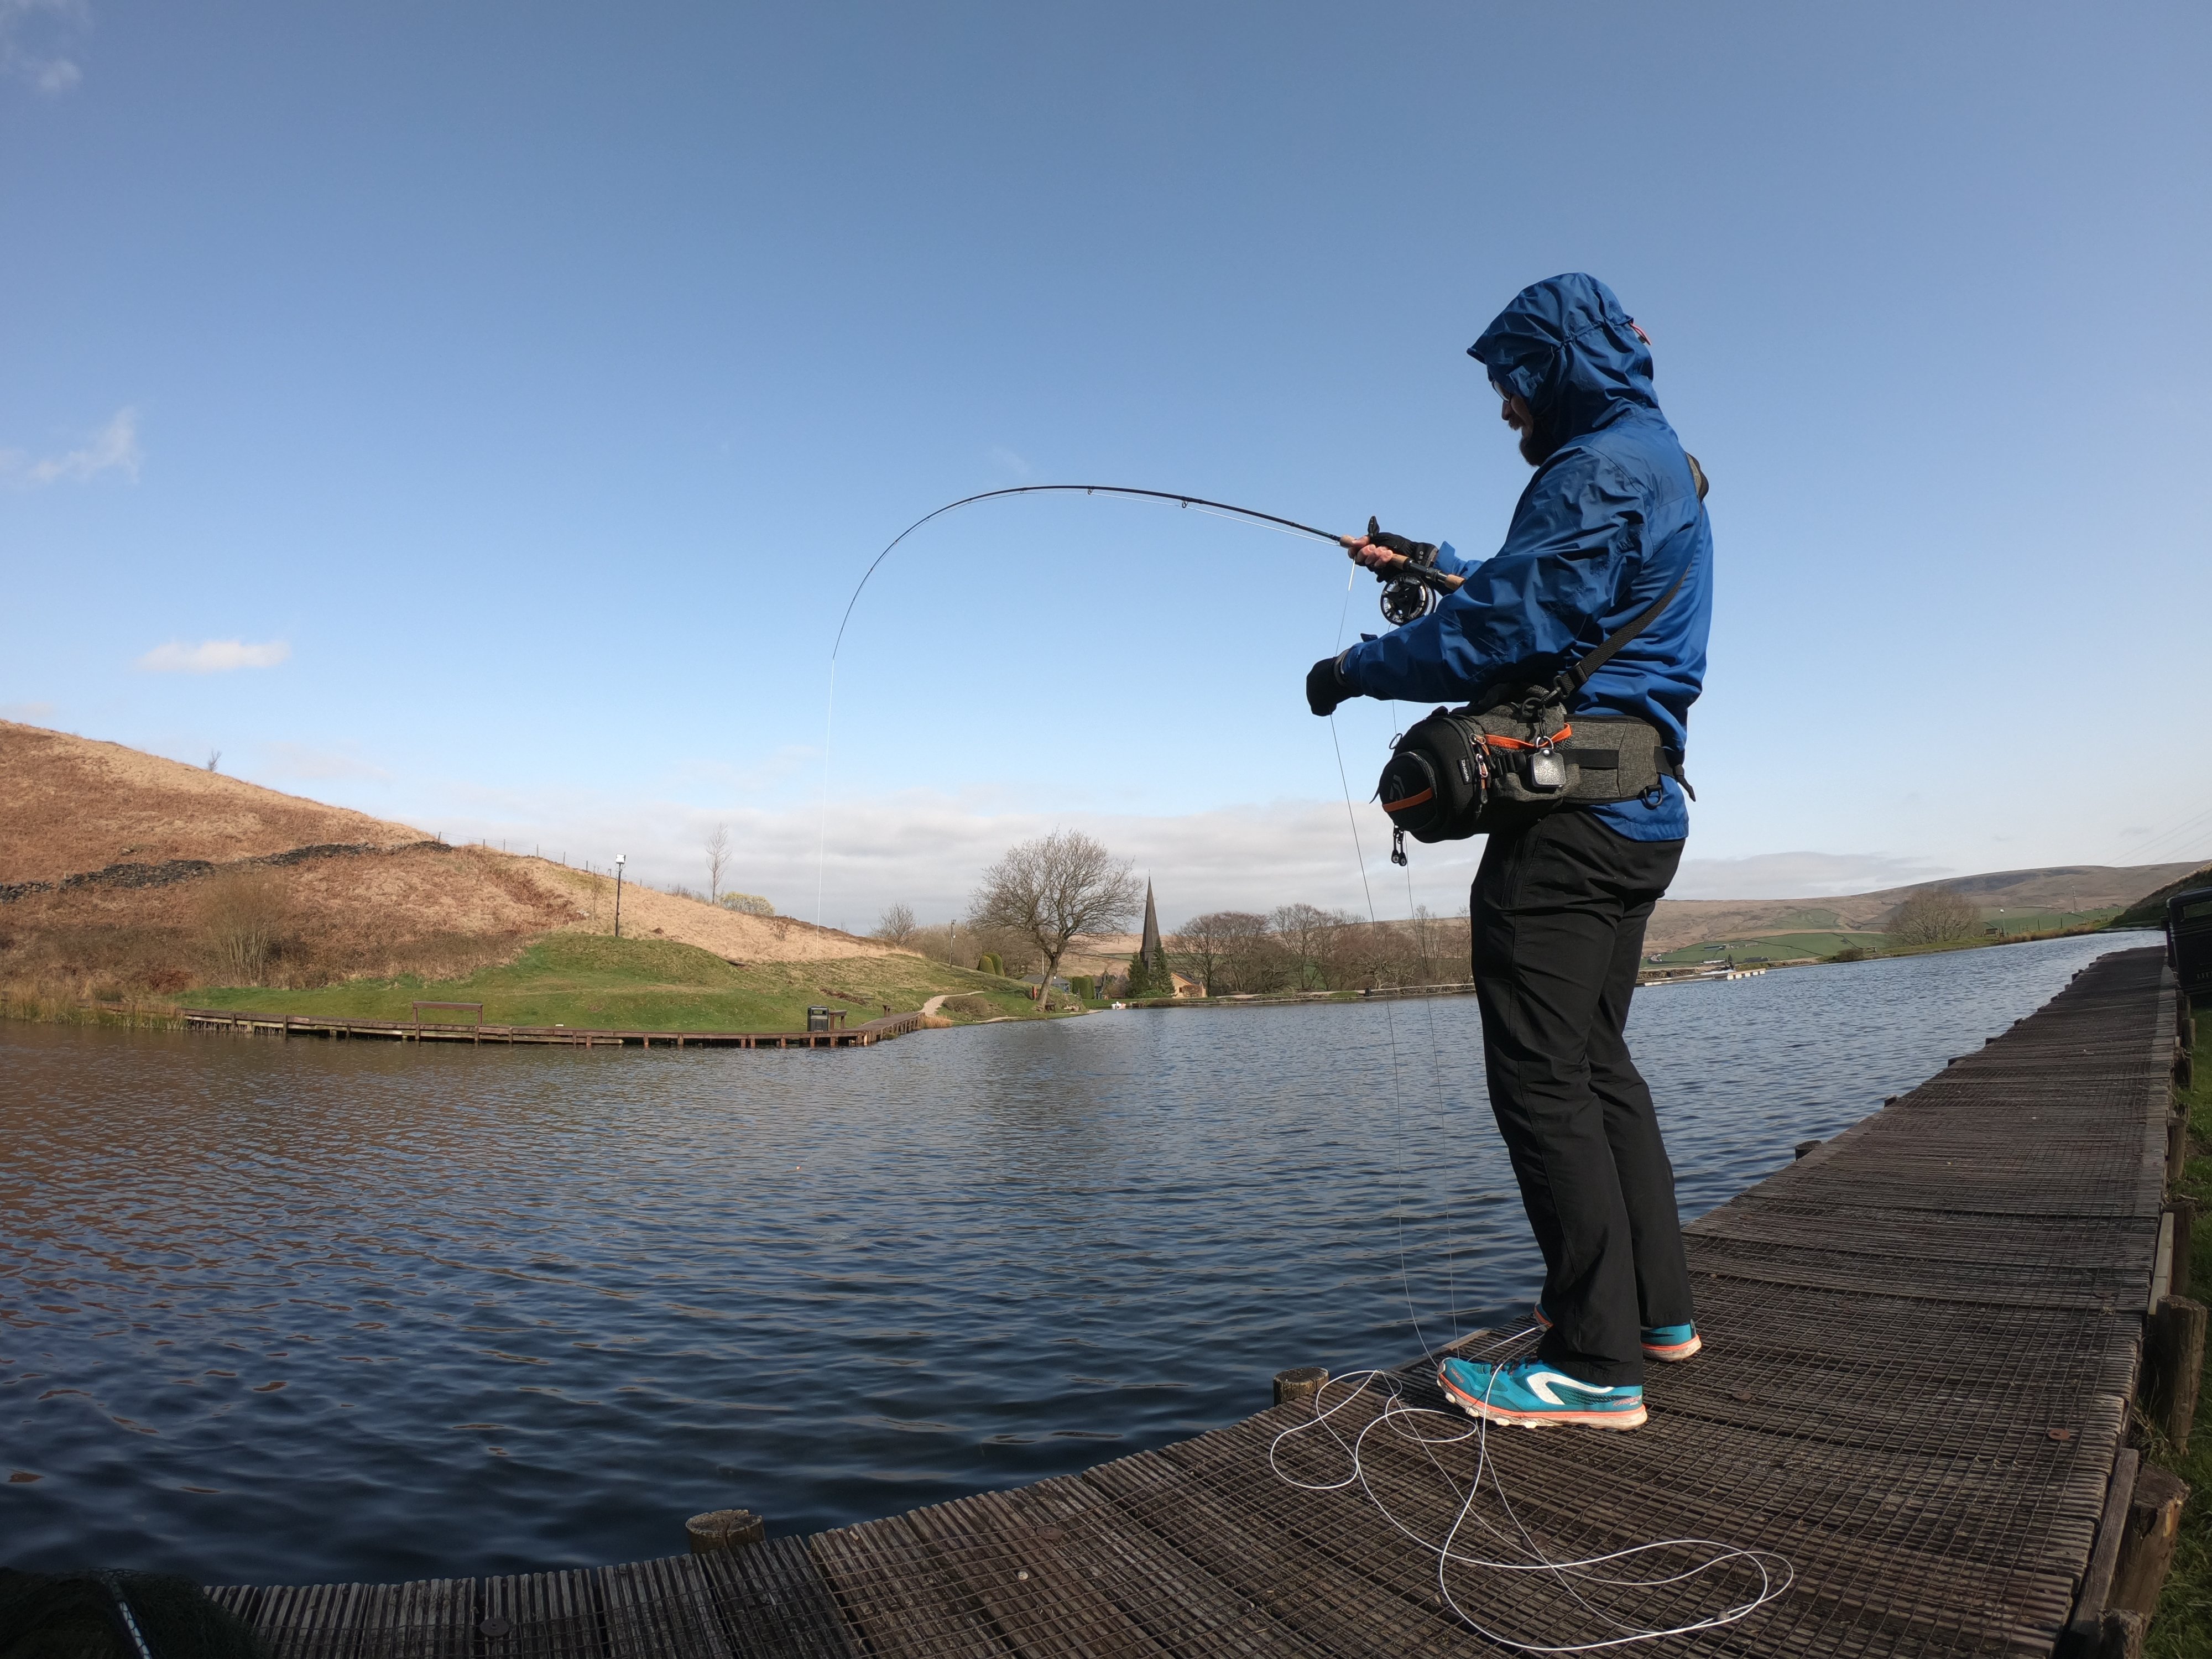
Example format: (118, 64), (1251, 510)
(1338, 273), (1711, 842)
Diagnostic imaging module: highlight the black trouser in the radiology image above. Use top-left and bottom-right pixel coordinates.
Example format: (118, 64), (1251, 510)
(1472, 808), (1693, 1387)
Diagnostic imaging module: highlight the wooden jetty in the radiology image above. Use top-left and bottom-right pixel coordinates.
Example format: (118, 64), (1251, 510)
(203, 947), (2197, 1656)
(179, 1006), (928, 1050)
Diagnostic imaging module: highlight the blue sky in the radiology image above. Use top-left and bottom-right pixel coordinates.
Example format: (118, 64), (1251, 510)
(3, 2), (2208, 930)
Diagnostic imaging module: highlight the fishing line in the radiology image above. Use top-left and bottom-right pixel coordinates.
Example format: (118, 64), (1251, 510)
(1306, 539), (1788, 1650)
(817, 484), (1345, 926)
(826, 482), (1793, 1645)
(1266, 1356), (1795, 1652)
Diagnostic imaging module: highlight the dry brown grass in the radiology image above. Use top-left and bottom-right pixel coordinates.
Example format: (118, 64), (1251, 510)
(0, 720), (424, 883)
(0, 844), (573, 995)
(0, 721), (901, 1000)
(526, 860), (894, 964)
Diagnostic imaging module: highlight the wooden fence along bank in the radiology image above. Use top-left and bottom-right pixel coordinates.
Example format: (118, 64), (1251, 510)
(178, 1007), (928, 1050)
(195, 947), (2197, 1657)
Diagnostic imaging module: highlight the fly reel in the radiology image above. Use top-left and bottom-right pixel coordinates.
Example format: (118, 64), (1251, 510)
(1380, 572), (1436, 625)
(1363, 517), (1448, 625)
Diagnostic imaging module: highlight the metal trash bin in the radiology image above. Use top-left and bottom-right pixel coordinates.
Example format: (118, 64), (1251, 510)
(2167, 889), (2212, 1000)
(805, 1005), (832, 1034)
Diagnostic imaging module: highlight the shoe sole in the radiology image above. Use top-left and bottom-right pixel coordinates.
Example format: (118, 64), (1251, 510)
(1532, 1306), (1703, 1363)
(1437, 1369), (1648, 1431)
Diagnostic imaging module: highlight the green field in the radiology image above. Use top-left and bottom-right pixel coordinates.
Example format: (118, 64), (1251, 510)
(186, 933), (1046, 1031)
(1650, 932), (1880, 965)
(1652, 906), (2129, 967)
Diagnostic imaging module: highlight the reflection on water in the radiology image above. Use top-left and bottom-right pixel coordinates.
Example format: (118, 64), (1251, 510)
(0, 933), (2130, 1583)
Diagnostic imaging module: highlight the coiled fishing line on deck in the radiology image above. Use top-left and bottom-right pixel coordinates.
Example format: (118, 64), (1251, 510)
(1266, 1349), (1796, 1652)
(828, 484), (1796, 1649)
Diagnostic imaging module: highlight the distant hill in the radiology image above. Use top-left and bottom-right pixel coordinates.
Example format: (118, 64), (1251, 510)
(0, 721), (891, 1000)
(1643, 862), (2200, 956)
(1067, 863), (2199, 966)
(1, 720), (422, 883)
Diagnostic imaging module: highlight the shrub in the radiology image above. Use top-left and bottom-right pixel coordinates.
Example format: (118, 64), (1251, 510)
(199, 872), (291, 986)
(1886, 887), (1980, 947)
(717, 891), (775, 915)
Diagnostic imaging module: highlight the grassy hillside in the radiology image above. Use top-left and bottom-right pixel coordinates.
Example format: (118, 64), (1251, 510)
(184, 932), (1045, 1030)
(2113, 864), (2212, 930)
(1647, 906), (2131, 966)
(1645, 862), (2202, 956)
(1, 721), (892, 1003)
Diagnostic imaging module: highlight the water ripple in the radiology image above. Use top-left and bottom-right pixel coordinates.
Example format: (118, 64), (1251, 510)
(0, 935), (2125, 1583)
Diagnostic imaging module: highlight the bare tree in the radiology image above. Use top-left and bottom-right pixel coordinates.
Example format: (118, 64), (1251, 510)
(205, 749), (221, 773)
(1172, 911), (1285, 995)
(705, 824), (731, 904)
(1270, 902), (1349, 990)
(1886, 886), (1981, 946)
(968, 830), (1143, 1010)
(874, 902), (919, 947)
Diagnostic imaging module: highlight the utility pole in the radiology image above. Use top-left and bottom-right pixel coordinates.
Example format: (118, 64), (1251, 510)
(614, 854), (627, 939)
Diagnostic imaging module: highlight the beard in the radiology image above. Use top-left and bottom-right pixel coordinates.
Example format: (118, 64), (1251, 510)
(1517, 415), (1563, 467)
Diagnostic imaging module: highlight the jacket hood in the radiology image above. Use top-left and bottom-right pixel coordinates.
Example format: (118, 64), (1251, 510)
(1469, 274), (1657, 444)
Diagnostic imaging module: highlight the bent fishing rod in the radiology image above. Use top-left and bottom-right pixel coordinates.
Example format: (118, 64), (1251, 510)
(830, 483), (1464, 659)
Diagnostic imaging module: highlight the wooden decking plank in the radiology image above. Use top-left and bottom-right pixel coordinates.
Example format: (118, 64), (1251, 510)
(693, 1537), (863, 1659)
(594, 1556), (732, 1659)
(898, 1484), (1168, 1658)
(808, 1518), (1013, 1659)
(1291, 1385), (2072, 1654)
(1082, 1447), (1480, 1657)
(989, 1474), (1333, 1659)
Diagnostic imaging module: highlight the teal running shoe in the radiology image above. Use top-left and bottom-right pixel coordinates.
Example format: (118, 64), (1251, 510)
(1437, 1355), (1647, 1430)
(1532, 1302), (1703, 1362)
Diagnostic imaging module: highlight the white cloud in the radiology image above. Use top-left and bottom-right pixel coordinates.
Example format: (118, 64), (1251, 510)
(416, 784), (1486, 935)
(0, 0), (87, 95)
(1, 700), (57, 722)
(0, 407), (140, 486)
(135, 639), (293, 674)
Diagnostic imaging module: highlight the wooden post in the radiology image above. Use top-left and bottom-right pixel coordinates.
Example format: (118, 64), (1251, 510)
(2111, 1463), (2189, 1616)
(2064, 1446), (2137, 1656)
(2141, 1295), (2206, 1452)
(686, 1508), (765, 1554)
(1794, 1139), (1823, 1159)
(1273, 1366), (1328, 1409)
(2168, 1115), (2188, 1188)
(2168, 1198), (2197, 1302)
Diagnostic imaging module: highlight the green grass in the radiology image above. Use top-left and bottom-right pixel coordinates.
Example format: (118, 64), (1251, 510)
(1651, 931), (1880, 964)
(1651, 909), (2135, 968)
(185, 932), (1046, 1031)
(2150, 994), (2212, 1655)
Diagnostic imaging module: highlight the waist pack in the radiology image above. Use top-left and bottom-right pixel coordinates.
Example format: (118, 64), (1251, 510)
(1375, 551), (1693, 853)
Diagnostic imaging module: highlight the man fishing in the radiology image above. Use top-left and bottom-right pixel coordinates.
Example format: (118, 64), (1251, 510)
(1305, 272), (1712, 1431)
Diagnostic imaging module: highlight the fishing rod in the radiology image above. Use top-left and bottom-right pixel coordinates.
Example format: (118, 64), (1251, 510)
(816, 483), (1461, 925)
(830, 484), (1462, 660)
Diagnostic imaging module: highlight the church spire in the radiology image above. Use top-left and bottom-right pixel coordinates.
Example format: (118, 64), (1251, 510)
(1140, 879), (1163, 972)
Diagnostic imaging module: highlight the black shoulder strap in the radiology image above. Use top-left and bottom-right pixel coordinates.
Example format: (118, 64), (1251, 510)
(1549, 551), (1692, 704)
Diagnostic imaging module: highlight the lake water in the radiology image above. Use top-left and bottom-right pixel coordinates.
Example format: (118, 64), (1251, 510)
(1, 933), (2135, 1585)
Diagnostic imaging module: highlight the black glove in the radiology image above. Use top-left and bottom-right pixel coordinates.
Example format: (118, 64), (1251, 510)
(1364, 515), (1438, 566)
(1306, 654), (1353, 717)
